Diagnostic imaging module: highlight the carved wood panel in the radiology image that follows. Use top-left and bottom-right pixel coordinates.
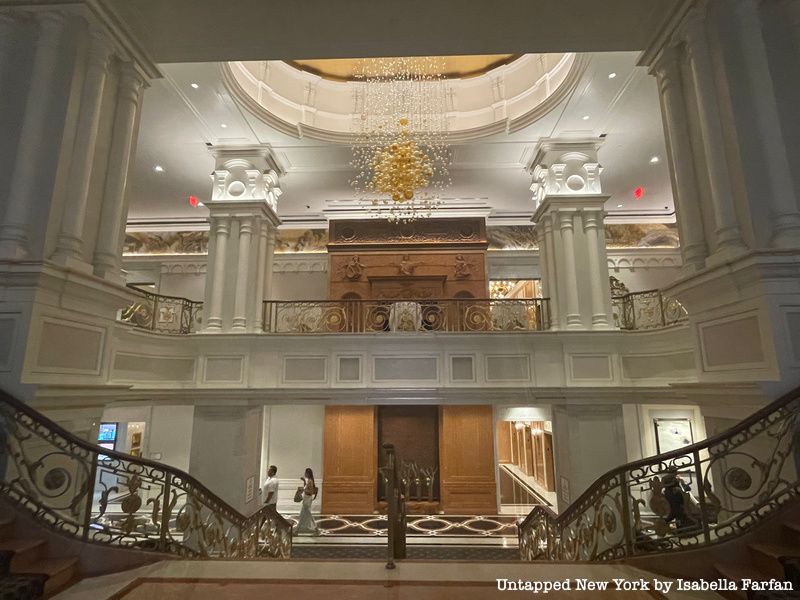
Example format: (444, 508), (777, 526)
(322, 405), (377, 514)
(439, 405), (497, 514)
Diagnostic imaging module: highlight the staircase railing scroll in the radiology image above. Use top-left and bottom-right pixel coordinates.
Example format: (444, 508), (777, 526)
(0, 389), (292, 559)
(518, 386), (800, 561)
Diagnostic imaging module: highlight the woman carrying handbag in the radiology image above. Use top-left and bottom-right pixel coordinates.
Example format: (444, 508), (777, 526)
(294, 467), (320, 536)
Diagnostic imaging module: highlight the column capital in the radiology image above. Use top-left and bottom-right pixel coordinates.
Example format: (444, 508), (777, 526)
(529, 138), (605, 210)
(208, 145), (284, 223)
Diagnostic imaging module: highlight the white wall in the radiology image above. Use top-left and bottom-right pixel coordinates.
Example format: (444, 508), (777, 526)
(189, 406), (264, 513)
(264, 404), (325, 514)
(552, 405), (627, 511)
(610, 266), (682, 293)
(147, 405), (195, 471)
(271, 271), (328, 300)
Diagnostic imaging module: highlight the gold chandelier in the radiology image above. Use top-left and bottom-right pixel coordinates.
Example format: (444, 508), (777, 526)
(350, 57), (451, 223)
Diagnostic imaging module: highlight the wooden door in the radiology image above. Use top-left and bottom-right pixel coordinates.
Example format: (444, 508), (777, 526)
(322, 405), (377, 513)
(439, 405), (497, 514)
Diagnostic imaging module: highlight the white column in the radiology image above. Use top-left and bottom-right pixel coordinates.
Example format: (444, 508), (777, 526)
(559, 210), (581, 329)
(205, 218), (230, 331)
(264, 228), (276, 301)
(250, 218), (268, 332)
(543, 214), (560, 330)
(93, 63), (145, 280)
(652, 46), (709, 272)
(583, 209), (611, 329)
(0, 12), (66, 259)
(725, 0), (800, 248)
(683, 13), (747, 260)
(51, 26), (112, 267)
(232, 218), (253, 331)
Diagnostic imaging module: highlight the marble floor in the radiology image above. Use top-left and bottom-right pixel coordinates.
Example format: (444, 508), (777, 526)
(53, 560), (726, 600)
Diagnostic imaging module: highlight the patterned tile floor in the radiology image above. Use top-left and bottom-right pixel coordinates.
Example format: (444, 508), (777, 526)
(286, 514), (519, 538)
(290, 544), (520, 561)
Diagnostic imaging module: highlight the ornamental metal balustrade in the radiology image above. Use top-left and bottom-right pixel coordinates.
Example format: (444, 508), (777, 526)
(116, 288), (689, 334)
(120, 285), (203, 334)
(611, 289), (688, 330)
(262, 298), (551, 333)
(0, 389), (292, 560)
(518, 385), (800, 561)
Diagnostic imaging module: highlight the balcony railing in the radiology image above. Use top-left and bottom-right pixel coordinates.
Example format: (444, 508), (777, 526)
(611, 289), (687, 330)
(121, 285), (203, 334)
(262, 298), (551, 334)
(518, 384), (800, 561)
(0, 388), (292, 559)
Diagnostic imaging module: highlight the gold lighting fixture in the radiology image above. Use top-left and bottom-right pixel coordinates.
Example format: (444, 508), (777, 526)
(350, 56), (451, 223)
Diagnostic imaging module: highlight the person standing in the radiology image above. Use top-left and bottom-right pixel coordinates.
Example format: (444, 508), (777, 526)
(261, 465), (279, 512)
(294, 467), (320, 535)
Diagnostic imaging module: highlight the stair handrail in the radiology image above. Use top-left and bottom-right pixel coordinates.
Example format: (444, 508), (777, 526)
(519, 384), (800, 561)
(0, 388), (292, 559)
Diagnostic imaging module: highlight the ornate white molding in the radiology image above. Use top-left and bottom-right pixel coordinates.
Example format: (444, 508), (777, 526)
(122, 253), (328, 274)
(607, 248), (683, 270)
(222, 54), (589, 144)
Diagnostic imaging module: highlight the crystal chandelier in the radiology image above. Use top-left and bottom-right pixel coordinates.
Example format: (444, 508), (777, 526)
(350, 57), (451, 223)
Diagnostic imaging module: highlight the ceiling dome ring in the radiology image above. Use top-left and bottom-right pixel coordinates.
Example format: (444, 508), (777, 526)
(222, 53), (589, 144)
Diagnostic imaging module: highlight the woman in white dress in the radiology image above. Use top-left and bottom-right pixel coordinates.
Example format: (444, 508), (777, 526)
(294, 467), (320, 535)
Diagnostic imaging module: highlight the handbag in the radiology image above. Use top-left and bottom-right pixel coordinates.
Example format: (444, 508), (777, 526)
(293, 486), (304, 503)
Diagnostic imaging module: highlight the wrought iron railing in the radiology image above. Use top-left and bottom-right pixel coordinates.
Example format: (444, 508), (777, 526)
(612, 289), (687, 330)
(0, 389), (292, 559)
(518, 386), (800, 561)
(262, 298), (551, 333)
(121, 285), (203, 334)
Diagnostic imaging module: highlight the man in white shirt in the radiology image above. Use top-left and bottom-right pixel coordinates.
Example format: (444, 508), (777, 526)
(261, 465), (279, 512)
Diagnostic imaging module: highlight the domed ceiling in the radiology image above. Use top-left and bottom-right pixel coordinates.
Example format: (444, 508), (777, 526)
(224, 53), (583, 142)
(288, 55), (519, 81)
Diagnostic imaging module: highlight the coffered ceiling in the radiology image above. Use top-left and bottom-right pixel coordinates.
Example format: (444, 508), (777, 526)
(128, 51), (673, 228)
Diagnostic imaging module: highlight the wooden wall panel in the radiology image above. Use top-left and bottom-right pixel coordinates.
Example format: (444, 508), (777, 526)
(322, 406), (376, 514)
(439, 405), (497, 514)
(496, 420), (512, 464)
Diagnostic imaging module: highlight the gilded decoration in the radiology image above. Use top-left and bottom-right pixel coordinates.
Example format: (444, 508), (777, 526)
(124, 229), (329, 255)
(328, 218), (487, 250)
(605, 223), (679, 248)
(122, 222), (678, 256)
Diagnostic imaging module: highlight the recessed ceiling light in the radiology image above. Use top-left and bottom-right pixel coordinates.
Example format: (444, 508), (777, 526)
(190, 83), (199, 89)
(582, 115), (590, 121)
(650, 156), (660, 164)
(608, 72), (617, 79)
(220, 123), (228, 128)
(153, 165), (164, 173)
(617, 204), (623, 208)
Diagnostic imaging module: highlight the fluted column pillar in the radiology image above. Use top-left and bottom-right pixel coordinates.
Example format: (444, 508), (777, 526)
(202, 145), (282, 333)
(558, 211), (582, 329)
(93, 63), (146, 280)
(0, 12), (66, 259)
(723, 0), (800, 248)
(542, 213), (560, 331)
(652, 45), (709, 272)
(205, 218), (230, 331)
(683, 14), (747, 261)
(583, 209), (612, 329)
(51, 26), (112, 267)
(250, 220), (269, 332)
(232, 218), (254, 331)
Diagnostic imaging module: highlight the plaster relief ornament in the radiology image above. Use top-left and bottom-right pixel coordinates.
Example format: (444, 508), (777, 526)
(341, 255), (365, 280)
(397, 254), (422, 276)
(454, 254), (471, 279)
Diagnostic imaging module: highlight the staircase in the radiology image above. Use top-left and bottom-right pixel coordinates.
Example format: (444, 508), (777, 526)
(0, 513), (77, 600)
